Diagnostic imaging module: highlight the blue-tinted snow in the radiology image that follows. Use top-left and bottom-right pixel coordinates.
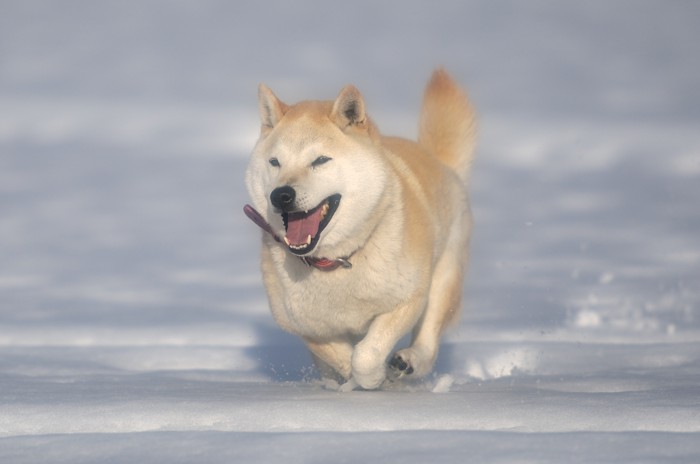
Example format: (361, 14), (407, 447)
(1, 1), (699, 462)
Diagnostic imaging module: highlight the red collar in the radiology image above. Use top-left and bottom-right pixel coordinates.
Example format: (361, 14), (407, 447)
(244, 204), (352, 271)
(300, 256), (353, 271)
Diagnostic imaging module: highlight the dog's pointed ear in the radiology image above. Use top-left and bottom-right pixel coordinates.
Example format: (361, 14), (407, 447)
(331, 85), (366, 129)
(258, 83), (288, 130)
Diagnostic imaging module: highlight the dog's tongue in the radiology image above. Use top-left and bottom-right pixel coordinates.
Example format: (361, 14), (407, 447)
(285, 207), (324, 246)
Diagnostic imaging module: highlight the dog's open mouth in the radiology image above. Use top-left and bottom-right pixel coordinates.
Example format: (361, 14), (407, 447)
(282, 194), (341, 255)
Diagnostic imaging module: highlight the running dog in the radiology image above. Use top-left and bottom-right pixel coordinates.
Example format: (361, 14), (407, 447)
(244, 69), (476, 390)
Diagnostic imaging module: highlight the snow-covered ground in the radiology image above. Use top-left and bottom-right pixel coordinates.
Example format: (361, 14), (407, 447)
(2, 1), (699, 462)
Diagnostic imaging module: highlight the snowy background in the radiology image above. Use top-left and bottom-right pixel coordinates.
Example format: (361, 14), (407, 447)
(2, 0), (700, 462)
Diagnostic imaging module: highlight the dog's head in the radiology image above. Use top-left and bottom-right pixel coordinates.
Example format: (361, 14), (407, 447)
(245, 84), (388, 259)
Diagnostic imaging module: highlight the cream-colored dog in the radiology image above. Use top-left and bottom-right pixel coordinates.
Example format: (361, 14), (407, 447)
(244, 69), (475, 390)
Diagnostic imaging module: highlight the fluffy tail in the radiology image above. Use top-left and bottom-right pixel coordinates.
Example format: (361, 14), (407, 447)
(418, 68), (476, 183)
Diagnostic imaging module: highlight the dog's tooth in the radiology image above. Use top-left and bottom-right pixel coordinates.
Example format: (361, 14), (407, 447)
(305, 235), (312, 245)
(283, 236), (290, 246)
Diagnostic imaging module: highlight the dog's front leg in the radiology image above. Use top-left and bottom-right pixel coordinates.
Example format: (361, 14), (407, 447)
(351, 294), (426, 390)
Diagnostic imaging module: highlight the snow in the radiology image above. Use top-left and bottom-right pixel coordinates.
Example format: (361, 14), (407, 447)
(2, 0), (700, 462)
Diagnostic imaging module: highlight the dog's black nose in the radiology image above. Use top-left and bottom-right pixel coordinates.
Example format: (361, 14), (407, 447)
(270, 186), (296, 211)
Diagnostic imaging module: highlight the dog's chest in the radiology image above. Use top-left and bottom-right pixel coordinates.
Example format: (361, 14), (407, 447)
(275, 261), (408, 338)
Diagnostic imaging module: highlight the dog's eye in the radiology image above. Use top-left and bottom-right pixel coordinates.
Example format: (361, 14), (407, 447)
(268, 158), (280, 167)
(311, 156), (332, 168)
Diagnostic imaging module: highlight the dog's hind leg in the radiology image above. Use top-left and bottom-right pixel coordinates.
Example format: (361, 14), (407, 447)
(390, 252), (465, 379)
(304, 338), (354, 383)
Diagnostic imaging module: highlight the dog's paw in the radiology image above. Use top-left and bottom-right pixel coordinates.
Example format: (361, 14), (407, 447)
(352, 369), (386, 390)
(388, 353), (414, 378)
(351, 344), (388, 390)
(338, 378), (359, 392)
(390, 346), (437, 379)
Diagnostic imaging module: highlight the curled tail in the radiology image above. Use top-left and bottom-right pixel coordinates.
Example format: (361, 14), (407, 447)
(418, 68), (476, 183)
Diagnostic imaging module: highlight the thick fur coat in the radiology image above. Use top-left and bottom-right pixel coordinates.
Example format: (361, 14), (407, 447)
(245, 69), (476, 390)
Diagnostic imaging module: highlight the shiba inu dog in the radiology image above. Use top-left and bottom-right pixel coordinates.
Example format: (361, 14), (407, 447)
(244, 69), (476, 390)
